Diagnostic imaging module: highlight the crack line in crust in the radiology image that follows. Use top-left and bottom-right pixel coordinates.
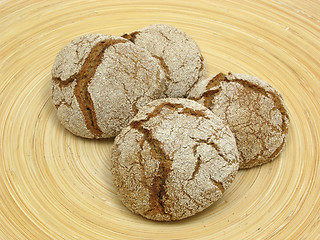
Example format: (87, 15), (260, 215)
(159, 30), (170, 42)
(181, 184), (204, 209)
(151, 54), (172, 97)
(122, 31), (141, 43)
(241, 83), (288, 132)
(54, 101), (72, 110)
(225, 75), (289, 166)
(129, 101), (226, 218)
(210, 178), (225, 193)
(52, 74), (77, 88)
(206, 72), (226, 90)
(178, 106), (210, 119)
(191, 144), (202, 180)
(188, 73), (224, 108)
(190, 136), (232, 164)
(224, 73), (289, 133)
(130, 119), (173, 218)
(54, 38), (127, 137)
(193, 72), (289, 167)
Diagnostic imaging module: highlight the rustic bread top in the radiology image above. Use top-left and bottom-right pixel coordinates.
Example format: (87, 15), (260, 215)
(189, 72), (290, 168)
(123, 24), (206, 98)
(51, 34), (165, 138)
(111, 98), (239, 221)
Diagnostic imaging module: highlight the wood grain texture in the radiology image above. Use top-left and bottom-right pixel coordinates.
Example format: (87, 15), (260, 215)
(0, 0), (319, 239)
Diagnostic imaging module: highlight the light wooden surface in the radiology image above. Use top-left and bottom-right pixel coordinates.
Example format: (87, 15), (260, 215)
(1, 0), (320, 239)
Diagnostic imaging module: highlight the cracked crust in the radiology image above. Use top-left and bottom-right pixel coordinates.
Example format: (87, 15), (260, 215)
(51, 34), (165, 138)
(188, 72), (290, 169)
(111, 98), (239, 221)
(122, 24), (206, 98)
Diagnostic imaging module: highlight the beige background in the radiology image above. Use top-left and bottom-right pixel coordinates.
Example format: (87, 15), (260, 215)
(0, 0), (319, 239)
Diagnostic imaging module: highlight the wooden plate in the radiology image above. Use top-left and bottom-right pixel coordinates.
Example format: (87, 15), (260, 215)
(1, 0), (319, 239)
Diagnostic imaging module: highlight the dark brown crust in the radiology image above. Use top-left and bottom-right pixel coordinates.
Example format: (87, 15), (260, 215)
(189, 73), (225, 109)
(53, 38), (127, 137)
(178, 107), (209, 119)
(206, 72), (226, 90)
(191, 152), (202, 180)
(52, 74), (76, 88)
(210, 179), (225, 193)
(122, 31), (141, 43)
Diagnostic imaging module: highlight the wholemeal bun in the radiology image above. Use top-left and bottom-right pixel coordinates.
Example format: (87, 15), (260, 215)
(123, 24), (206, 98)
(188, 72), (290, 169)
(111, 98), (239, 221)
(51, 34), (165, 138)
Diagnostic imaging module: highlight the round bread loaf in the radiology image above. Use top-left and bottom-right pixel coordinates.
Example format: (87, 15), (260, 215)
(188, 72), (290, 169)
(51, 34), (165, 138)
(111, 98), (239, 221)
(122, 24), (206, 98)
